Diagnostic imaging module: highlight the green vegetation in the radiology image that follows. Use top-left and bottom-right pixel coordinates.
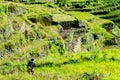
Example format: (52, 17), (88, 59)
(1, 49), (120, 80)
(0, 0), (120, 80)
(66, 11), (115, 40)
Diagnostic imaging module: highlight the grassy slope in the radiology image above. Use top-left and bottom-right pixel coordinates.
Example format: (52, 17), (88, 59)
(0, 1), (120, 80)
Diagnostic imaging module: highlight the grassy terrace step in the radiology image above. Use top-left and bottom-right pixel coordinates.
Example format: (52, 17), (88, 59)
(115, 23), (120, 28)
(92, 4), (114, 10)
(22, 2), (54, 4)
(108, 9), (120, 15)
(108, 5), (120, 11)
(19, 0), (55, 4)
(110, 17), (120, 22)
(69, 1), (86, 7)
(68, 0), (86, 2)
(23, 2), (46, 4)
(91, 10), (109, 15)
(92, 5), (120, 13)
(92, 5), (120, 11)
(100, 15), (119, 19)
(91, 5), (120, 15)
(64, 8), (92, 12)
(99, 9), (120, 17)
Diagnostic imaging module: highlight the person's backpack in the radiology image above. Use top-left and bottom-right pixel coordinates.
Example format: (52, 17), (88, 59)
(27, 61), (34, 69)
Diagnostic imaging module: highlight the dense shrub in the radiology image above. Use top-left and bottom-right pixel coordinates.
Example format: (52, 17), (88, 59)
(48, 39), (65, 55)
(104, 38), (117, 45)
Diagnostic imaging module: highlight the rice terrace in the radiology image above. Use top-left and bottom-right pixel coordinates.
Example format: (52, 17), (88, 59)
(0, 0), (120, 80)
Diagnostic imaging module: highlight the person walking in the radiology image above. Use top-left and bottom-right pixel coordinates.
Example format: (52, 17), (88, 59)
(27, 58), (35, 75)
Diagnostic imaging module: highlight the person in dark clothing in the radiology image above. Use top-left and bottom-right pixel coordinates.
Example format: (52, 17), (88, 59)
(27, 58), (35, 75)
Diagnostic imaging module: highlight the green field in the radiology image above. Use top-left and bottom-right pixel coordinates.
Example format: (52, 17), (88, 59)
(1, 49), (120, 80)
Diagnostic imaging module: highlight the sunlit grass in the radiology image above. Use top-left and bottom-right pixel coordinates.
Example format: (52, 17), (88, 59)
(1, 49), (120, 79)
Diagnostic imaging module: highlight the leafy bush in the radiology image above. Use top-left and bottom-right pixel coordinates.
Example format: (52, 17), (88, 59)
(104, 38), (117, 45)
(48, 39), (65, 55)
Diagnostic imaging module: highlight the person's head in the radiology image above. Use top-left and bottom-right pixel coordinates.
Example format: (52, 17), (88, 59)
(31, 58), (34, 61)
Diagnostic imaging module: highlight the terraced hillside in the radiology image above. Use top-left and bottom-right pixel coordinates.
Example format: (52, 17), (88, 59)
(89, 4), (120, 39)
(91, 4), (120, 28)
(64, 0), (120, 28)
(0, 0), (120, 80)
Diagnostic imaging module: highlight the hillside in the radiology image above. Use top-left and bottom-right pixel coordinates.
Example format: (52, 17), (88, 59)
(0, 0), (120, 80)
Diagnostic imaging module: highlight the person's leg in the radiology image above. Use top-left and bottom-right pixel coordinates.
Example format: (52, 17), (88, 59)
(31, 69), (34, 75)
